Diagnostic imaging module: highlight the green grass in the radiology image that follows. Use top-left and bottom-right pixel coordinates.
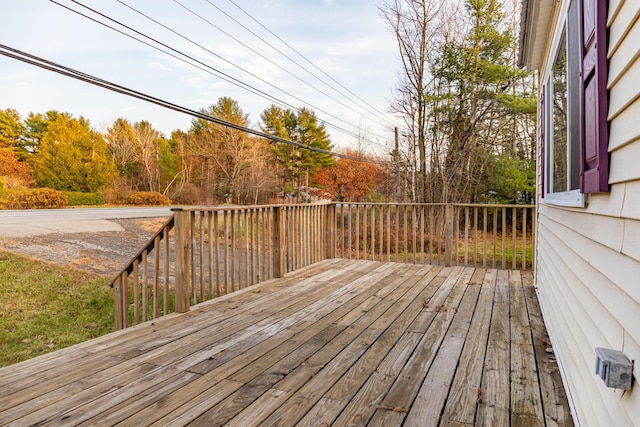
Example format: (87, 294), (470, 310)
(0, 249), (114, 368)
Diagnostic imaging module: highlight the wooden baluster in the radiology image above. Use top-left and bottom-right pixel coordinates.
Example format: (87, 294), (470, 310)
(174, 209), (190, 313)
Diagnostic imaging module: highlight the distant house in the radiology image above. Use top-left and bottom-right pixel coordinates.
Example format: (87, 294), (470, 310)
(519, 0), (640, 424)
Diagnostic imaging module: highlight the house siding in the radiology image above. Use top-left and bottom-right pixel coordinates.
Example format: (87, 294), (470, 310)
(535, 0), (640, 425)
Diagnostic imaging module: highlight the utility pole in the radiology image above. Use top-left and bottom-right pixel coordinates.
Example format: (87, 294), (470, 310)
(395, 127), (400, 202)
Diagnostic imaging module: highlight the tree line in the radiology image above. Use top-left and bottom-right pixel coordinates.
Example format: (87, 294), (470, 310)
(0, 98), (390, 206)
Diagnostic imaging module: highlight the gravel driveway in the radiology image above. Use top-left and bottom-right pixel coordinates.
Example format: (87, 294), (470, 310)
(0, 218), (167, 276)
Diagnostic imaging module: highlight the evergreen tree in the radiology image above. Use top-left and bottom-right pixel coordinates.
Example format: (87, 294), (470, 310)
(261, 105), (334, 193)
(34, 113), (116, 192)
(22, 111), (65, 155)
(430, 0), (536, 202)
(0, 108), (25, 154)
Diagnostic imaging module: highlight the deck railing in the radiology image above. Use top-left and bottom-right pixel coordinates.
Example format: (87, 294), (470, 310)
(335, 203), (535, 270)
(111, 203), (333, 329)
(111, 202), (535, 329)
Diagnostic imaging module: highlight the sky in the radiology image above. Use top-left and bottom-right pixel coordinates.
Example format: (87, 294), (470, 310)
(0, 0), (401, 151)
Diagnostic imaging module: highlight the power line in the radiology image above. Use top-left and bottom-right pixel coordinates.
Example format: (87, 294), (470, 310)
(48, 0), (297, 112)
(167, 0), (391, 136)
(201, 0), (396, 129)
(0, 44), (389, 166)
(225, 0), (396, 127)
(64, 0), (386, 147)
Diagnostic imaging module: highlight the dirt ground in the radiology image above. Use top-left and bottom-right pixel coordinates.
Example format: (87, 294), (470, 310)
(0, 218), (167, 277)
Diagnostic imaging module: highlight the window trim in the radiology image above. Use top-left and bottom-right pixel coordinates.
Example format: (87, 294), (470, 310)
(542, 4), (585, 208)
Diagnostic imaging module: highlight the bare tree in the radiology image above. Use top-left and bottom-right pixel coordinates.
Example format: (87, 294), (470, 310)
(134, 121), (161, 193)
(382, 0), (536, 203)
(379, 0), (455, 202)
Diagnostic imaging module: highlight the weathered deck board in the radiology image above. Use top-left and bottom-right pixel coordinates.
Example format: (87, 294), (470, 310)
(477, 269), (511, 426)
(0, 259), (573, 426)
(439, 269), (495, 426)
(510, 270), (545, 427)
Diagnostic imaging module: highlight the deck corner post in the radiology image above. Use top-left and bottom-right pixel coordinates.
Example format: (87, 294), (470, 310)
(174, 209), (190, 313)
(445, 204), (454, 267)
(273, 206), (286, 278)
(325, 203), (336, 259)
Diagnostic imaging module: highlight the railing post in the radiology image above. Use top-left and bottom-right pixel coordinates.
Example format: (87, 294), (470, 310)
(445, 204), (454, 267)
(113, 275), (124, 330)
(326, 204), (336, 259)
(174, 209), (190, 313)
(273, 206), (286, 278)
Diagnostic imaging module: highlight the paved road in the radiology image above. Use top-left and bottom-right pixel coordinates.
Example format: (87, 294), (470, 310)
(0, 207), (173, 238)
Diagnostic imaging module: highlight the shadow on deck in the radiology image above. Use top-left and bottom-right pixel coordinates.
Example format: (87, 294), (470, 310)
(0, 259), (572, 426)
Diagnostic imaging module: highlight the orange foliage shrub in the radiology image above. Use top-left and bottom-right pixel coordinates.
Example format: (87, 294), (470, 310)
(5, 188), (68, 209)
(124, 191), (171, 206)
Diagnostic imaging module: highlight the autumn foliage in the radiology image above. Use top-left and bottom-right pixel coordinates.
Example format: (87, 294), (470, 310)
(0, 148), (31, 184)
(313, 150), (386, 202)
(0, 105), (399, 208)
(124, 191), (172, 206)
(5, 188), (68, 209)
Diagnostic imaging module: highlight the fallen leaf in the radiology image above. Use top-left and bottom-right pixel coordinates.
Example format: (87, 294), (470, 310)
(477, 387), (482, 396)
(542, 337), (551, 346)
(545, 347), (554, 354)
(393, 406), (406, 413)
(21, 338), (31, 344)
(422, 299), (429, 308)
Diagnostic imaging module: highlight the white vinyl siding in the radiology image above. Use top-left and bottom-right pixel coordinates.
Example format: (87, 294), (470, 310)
(535, 0), (640, 425)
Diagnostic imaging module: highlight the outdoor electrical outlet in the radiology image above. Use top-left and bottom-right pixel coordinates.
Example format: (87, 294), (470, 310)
(595, 347), (633, 390)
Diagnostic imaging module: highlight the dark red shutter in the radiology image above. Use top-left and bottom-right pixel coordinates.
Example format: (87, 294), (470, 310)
(540, 86), (545, 198)
(580, 0), (609, 193)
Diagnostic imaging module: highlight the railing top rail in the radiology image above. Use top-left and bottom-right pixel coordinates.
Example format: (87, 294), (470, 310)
(171, 202), (536, 212)
(333, 202), (536, 208)
(450, 203), (536, 208)
(171, 202), (332, 213)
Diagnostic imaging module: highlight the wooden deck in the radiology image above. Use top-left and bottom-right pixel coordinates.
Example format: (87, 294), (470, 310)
(0, 259), (572, 426)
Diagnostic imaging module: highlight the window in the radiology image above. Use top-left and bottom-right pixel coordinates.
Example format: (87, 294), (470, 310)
(542, 0), (609, 206)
